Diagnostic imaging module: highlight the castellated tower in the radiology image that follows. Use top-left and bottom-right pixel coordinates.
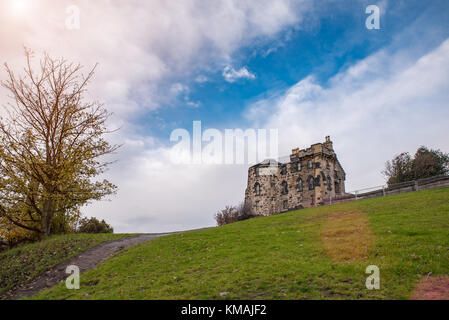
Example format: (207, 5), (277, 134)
(244, 136), (346, 216)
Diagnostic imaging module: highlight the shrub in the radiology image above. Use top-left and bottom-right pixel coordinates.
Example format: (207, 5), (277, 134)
(215, 202), (259, 226)
(77, 217), (114, 234)
(214, 206), (239, 226)
(236, 202), (259, 221)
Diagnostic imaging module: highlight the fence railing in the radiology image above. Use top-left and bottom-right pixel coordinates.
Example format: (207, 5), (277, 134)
(324, 174), (449, 205)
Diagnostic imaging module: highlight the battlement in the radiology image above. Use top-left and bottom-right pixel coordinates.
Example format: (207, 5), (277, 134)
(290, 137), (335, 162)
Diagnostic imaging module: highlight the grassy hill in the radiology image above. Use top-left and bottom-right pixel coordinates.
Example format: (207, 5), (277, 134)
(0, 233), (133, 297)
(33, 187), (449, 299)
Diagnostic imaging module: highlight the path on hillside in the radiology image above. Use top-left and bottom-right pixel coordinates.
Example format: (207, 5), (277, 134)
(4, 234), (170, 300)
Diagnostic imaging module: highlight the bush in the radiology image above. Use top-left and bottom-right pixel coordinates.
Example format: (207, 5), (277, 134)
(214, 206), (239, 226)
(236, 202), (259, 221)
(214, 202), (259, 226)
(77, 217), (114, 234)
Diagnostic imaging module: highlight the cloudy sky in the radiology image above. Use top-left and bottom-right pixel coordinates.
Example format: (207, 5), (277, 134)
(1, 0), (448, 233)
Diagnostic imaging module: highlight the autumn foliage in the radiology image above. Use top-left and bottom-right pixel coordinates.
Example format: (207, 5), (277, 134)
(0, 49), (118, 247)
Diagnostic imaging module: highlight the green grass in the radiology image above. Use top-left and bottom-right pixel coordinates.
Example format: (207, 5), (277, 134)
(34, 187), (449, 300)
(0, 233), (133, 296)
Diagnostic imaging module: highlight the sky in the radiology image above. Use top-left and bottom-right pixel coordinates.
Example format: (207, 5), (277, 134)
(1, 0), (448, 233)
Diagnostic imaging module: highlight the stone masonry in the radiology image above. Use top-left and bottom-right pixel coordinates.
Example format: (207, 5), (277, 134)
(244, 136), (346, 216)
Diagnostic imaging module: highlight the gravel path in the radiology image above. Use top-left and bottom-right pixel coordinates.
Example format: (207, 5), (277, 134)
(5, 234), (169, 300)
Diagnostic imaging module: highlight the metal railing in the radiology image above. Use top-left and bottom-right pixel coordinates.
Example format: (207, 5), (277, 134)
(324, 174), (449, 205)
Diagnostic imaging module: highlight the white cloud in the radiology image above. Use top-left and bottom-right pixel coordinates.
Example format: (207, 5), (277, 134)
(0, 0), (309, 232)
(222, 66), (256, 83)
(195, 75), (209, 83)
(186, 101), (201, 108)
(170, 83), (189, 96)
(0, 0), (307, 118)
(85, 143), (249, 233)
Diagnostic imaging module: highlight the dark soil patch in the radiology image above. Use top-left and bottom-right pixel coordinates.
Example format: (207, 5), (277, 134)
(411, 275), (449, 300)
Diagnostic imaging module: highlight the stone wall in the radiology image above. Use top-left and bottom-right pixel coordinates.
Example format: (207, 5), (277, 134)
(245, 137), (346, 216)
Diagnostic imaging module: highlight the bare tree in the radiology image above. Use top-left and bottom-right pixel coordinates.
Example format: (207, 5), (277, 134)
(0, 49), (119, 239)
(214, 205), (239, 226)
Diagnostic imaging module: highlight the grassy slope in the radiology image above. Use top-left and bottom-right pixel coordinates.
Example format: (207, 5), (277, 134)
(34, 187), (449, 300)
(0, 233), (133, 296)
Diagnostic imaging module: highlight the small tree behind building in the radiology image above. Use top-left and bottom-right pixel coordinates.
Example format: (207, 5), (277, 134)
(383, 146), (449, 185)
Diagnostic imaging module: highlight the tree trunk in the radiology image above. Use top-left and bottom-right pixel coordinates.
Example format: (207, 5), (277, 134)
(41, 199), (54, 236)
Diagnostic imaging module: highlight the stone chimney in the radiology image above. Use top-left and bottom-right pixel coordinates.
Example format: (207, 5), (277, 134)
(324, 136), (333, 150)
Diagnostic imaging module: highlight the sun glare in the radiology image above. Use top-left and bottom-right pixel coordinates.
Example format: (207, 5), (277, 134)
(10, 0), (28, 14)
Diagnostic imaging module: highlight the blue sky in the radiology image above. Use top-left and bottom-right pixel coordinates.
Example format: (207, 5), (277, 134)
(1, 0), (449, 232)
(144, 0), (449, 142)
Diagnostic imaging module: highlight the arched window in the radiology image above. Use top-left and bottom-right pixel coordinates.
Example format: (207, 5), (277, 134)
(281, 181), (288, 195)
(327, 175), (332, 191)
(308, 176), (315, 190)
(315, 175), (321, 186)
(308, 160), (313, 169)
(297, 178), (303, 192)
(254, 183), (261, 196)
(281, 165), (287, 175)
(255, 167), (259, 177)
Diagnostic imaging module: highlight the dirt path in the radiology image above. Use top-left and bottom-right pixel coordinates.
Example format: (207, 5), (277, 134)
(321, 211), (375, 263)
(4, 234), (170, 300)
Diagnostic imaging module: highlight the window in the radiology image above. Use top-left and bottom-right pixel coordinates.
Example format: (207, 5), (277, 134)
(315, 162), (321, 168)
(335, 181), (341, 194)
(254, 183), (261, 196)
(296, 162), (302, 171)
(326, 160), (330, 169)
(297, 178), (303, 192)
(308, 160), (313, 169)
(315, 175), (321, 186)
(327, 175), (332, 191)
(281, 165), (287, 175)
(281, 181), (288, 195)
(308, 176), (315, 190)
(255, 167), (259, 177)
(334, 170), (338, 179)
(283, 200), (288, 209)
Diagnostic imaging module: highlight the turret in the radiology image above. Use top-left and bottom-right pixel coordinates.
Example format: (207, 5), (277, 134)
(324, 135), (333, 151)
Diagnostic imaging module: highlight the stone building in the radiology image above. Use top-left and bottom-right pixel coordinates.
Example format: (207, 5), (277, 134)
(244, 136), (346, 216)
